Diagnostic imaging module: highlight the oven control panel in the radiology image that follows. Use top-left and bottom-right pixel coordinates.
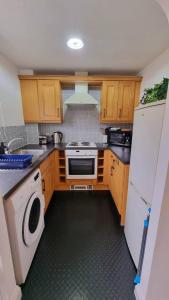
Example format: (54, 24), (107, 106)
(65, 149), (98, 156)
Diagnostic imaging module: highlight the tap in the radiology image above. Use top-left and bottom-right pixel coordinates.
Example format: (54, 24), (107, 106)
(6, 138), (24, 153)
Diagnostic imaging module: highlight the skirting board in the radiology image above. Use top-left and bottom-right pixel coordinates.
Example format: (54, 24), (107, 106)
(55, 185), (109, 191)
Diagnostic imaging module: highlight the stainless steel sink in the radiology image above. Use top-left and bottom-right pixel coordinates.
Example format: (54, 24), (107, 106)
(15, 149), (45, 158)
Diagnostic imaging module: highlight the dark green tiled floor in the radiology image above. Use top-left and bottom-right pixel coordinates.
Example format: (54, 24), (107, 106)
(22, 191), (136, 300)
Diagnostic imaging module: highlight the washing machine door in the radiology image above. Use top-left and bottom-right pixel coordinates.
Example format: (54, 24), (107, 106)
(23, 191), (44, 247)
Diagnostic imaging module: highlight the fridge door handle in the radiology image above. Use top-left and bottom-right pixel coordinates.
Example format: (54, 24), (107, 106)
(140, 197), (148, 206)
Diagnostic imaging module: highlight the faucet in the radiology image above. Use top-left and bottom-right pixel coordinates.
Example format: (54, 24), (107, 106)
(6, 138), (24, 153)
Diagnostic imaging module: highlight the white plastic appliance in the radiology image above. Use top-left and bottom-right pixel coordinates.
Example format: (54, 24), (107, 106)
(65, 142), (98, 179)
(4, 169), (45, 284)
(124, 100), (165, 268)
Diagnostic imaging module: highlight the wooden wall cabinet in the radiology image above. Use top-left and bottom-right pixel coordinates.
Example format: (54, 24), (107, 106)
(101, 81), (119, 123)
(19, 75), (141, 124)
(118, 81), (135, 122)
(20, 79), (62, 123)
(20, 80), (40, 123)
(38, 80), (62, 123)
(101, 80), (140, 123)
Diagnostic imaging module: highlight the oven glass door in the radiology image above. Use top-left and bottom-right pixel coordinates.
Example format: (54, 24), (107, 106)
(66, 156), (97, 179)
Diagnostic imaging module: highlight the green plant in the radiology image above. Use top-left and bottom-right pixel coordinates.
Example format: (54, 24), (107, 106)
(141, 78), (169, 104)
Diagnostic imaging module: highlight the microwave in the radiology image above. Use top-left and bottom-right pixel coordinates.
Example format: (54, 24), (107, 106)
(105, 127), (132, 147)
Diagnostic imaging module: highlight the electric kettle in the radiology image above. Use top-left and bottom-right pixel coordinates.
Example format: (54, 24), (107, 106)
(53, 131), (63, 144)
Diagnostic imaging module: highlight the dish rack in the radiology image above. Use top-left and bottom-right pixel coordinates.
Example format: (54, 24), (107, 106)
(0, 154), (33, 169)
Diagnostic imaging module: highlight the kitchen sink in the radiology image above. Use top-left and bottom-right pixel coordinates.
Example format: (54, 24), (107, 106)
(15, 149), (45, 158)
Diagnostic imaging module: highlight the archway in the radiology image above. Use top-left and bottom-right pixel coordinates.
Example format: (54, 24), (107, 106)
(156, 0), (169, 21)
(135, 1), (169, 300)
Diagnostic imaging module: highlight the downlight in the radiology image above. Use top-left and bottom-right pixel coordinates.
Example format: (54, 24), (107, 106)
(67, 38), (84, 50)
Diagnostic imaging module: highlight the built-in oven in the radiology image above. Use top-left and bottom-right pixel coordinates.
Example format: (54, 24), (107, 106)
(65, 149), (98, 179)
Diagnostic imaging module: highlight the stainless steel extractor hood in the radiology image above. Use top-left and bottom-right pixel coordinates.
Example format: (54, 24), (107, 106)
(64, 72), (98, 105)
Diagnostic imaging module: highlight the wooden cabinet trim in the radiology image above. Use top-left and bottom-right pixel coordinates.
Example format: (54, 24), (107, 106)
(19, 75), (142, 84)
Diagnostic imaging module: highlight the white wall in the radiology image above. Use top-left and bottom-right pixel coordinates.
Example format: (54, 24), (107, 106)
(0, 53), (24, 127)
(139, 46), (169, 96)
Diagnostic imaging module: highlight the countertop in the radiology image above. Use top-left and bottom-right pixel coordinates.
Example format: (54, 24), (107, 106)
(0, 143), (130, 200)
(96, 143), (131, 164)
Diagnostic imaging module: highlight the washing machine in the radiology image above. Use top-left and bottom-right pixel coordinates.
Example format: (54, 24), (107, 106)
(4, 169), (45, 285)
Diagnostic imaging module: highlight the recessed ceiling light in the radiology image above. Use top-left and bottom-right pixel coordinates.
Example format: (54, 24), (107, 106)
(67, 38), (84, 50)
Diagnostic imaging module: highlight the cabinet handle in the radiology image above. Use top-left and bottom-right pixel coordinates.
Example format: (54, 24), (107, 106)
(42, 179), (45, 192)
(140, 197), (148, 206)
(57, 108), (60, 118)
(110, 168), (112, 176)
(111, 166), (114, 176)
(103, 109), (106, 118)
(119, 108), (122, 118)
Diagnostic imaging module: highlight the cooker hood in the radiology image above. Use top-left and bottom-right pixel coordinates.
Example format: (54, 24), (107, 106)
(64, 72), (98, 105)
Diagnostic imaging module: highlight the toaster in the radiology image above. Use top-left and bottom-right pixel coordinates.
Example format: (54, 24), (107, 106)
(39, 135), (53, 145)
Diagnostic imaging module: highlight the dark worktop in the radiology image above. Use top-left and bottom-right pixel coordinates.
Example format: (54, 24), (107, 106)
(0, 144), (65, 200)
(96, 143), (131, 165)
(0, 143), (130, 200)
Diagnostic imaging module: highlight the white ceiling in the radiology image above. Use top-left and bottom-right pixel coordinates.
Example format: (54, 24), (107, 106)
(0, 0), (169, 74)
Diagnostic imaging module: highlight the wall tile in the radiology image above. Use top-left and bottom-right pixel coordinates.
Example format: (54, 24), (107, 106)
(0, 89), (132, 146)
(25, 124), (39, 144)
(0, 125), (26, 151)
(38, 88), (132, 142)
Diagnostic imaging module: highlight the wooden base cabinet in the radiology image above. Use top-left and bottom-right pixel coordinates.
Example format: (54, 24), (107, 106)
(105, 150), (129, 225)
(40, 149), (129, 223)
(40, 151), (56, 212)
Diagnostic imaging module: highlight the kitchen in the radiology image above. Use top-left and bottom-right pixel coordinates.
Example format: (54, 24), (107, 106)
(0, 1), (169, 300)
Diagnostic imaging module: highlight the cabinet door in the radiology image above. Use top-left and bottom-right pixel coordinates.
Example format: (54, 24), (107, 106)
(41, 165), (53, 212)
(101, 81), (119, 122)
(38, 80), (62, 122)
(50, 151), (57, 189)
(117, 81), (135, 122)
(40, 153), (56, 212)
(20, 80), (40, 122)
(108, 153), (129, 225)
(112, 160), (124, 214)
(108, 152), (116, 190)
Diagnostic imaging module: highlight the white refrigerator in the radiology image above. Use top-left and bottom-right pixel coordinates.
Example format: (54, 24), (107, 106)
(124, 100), (165, 268)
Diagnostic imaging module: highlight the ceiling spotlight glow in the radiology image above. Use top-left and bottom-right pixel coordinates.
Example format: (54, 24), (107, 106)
(67, 38), (84, 50)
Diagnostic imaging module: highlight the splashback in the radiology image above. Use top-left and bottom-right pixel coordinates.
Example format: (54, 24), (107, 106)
(38, 89), (132, 143)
